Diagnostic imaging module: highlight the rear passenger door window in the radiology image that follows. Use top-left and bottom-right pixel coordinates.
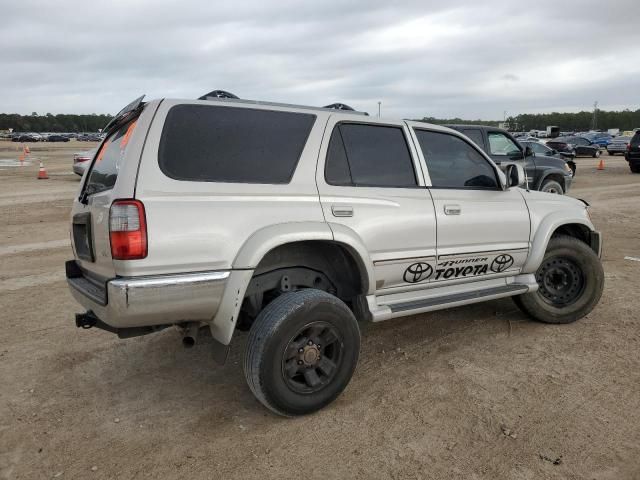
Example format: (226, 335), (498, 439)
(325, 123), (417, 187)
(414, 129), (499, 190)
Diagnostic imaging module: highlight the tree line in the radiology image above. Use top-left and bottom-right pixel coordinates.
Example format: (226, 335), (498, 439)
(417, 108), (640, 132)
(0, 113), (113, 133)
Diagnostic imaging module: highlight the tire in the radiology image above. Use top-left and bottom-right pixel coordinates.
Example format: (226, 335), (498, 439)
(593, 150), (601, 158)
(631, 164), (640, 174)
(513, 235), (604, 324)
(244, 289), (360, 416)
(540, 179), (564, 195)
(607, 151), (615, 156)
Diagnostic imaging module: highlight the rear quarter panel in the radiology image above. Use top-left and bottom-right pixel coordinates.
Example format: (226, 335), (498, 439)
(128, 99), (330, 276)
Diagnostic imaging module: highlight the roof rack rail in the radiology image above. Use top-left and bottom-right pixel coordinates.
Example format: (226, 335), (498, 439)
(323, 103), (354, 111)
(198, 95), (369, 116)
(198, 90), (239, 100)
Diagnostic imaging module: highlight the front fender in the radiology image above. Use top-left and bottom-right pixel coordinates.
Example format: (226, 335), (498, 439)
(522, 211), (594, 273)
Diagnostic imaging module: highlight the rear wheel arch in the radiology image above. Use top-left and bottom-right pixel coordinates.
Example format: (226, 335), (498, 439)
(237, 240), (371, 330)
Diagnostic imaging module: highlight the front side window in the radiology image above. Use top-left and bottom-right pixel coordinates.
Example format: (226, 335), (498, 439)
(488, 132), (521, 156)
(158, 105), (316, 184)
(529, 142), (548, 154)
(325, 123), (417, 187)
(414, 130), (499, 190)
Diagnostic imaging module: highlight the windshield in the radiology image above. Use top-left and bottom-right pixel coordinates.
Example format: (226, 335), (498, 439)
(82, 119), (138, 197)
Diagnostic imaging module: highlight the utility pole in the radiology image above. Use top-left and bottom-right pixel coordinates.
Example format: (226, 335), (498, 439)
(377, 101), (381, 118)
(591, 101), (598, 131)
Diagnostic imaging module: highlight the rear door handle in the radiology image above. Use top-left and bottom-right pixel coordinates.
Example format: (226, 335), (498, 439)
(332, 205), (354, 217)
(444, 204), (461, 215)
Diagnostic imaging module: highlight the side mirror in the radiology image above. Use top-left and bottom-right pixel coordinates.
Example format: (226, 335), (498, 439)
(524, 145), (533, 157)
(508, 149), (524, 160)
(549, 149), (557, 155)
(504, 163), (526, 189)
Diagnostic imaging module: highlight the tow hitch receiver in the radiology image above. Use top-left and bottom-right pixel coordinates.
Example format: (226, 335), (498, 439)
(75, 311), (168, 338)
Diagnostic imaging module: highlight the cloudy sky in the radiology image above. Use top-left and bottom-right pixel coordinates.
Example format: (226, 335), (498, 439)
(2, 0), (639, 119)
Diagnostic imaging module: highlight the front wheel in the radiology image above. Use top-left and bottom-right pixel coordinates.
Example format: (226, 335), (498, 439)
(540, 179), (564, 195)
(513, 235), (604, 324)
(244, 289), (360, 416)
(593, 150), (601, 158)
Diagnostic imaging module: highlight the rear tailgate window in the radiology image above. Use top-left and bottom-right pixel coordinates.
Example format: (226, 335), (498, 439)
(83, 119), (138, 195)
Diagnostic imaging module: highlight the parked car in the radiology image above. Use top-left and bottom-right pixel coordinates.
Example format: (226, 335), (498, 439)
(48, 134), (70, 142)
(72, 148), (96, 176)
(12, 133), (41, 142)
(519, 140), (576, 175)
(446, 125), (575, 194)
(626, 131), (640, 173)
(546, 137), (601, 158)
(584, 132), (612, 148)
(67, 94), (604, 416)
(607, 136), (631, 156)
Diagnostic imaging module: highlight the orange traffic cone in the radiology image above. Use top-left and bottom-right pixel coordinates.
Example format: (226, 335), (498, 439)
(37, 161), (49, 179)
(19, 152), (25, 166)
(597, 158), (605, 170)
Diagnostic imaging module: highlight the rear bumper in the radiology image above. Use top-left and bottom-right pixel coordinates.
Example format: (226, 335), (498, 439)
(72, 162), (88, 176)
(66, 260), (229, 328)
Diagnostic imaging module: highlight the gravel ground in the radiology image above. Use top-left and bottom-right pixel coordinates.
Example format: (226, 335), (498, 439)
(0, 142), (638, 479)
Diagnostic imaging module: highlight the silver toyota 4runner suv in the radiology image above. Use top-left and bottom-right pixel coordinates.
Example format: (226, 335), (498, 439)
(67, 94), (604, 416)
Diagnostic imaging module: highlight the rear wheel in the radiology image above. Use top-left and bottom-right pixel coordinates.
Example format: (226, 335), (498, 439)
(540, 179), (564, 195)
(593, 150), (601, 158)
(513, 235), (604, 324)
(244, 289), (360, 416)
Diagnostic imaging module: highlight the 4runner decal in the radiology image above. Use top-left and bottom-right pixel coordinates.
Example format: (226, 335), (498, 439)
(402, 253), (516, 283)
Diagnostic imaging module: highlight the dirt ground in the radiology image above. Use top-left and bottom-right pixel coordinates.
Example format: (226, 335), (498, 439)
(0, 141), (638, 480)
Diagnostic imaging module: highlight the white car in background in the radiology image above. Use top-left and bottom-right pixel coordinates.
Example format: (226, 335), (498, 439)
(72, 148), (96, 176)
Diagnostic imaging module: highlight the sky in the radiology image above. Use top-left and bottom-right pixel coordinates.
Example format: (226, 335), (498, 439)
(1, 0), (639, 119)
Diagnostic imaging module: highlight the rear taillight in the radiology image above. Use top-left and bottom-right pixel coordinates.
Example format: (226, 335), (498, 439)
(109, 200), (147, 260)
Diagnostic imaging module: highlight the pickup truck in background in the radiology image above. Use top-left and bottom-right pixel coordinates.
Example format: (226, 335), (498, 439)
(447, 125), (575, 195)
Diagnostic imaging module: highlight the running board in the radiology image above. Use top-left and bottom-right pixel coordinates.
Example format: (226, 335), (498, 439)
(368, 282), (532, 322)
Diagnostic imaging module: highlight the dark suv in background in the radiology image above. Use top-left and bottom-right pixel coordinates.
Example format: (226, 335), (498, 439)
(447, 125), (575, 195)
(626, 131), (640, 173)
(546, 136), (601, 158)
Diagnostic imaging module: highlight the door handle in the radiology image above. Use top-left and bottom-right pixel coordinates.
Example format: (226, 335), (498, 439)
(332, 205), (354, 217)
(444, 204), (461, 215)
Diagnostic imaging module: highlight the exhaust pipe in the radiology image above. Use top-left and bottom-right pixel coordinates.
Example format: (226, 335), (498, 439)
(182, 322), (200, 348)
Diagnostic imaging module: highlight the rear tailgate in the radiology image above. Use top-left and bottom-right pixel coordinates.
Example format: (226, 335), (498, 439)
(70, 99), (161, 283)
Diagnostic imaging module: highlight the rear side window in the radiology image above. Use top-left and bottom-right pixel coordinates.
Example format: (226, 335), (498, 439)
(630, 132), (640, 145)
(462, 129), (485, 149)
(414, 130), (499, 190)
(325, 123), (417, 187)
(158, 105), (315, 184)
(85, 119), (138, 195)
